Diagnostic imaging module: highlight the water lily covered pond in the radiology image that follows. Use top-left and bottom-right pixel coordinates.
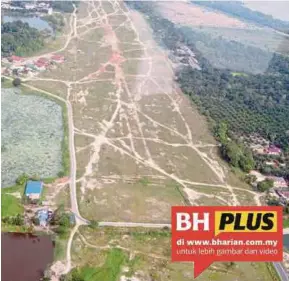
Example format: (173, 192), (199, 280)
(1, 88), (63, 187)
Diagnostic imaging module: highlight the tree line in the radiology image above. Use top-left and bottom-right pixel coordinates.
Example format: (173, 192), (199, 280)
(1, 20), (44, 57)
(127, 1), (289, 178)
(193, 1), (289, 34)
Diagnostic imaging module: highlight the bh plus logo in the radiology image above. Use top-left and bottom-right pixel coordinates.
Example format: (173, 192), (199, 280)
(171, 206), (283, 278)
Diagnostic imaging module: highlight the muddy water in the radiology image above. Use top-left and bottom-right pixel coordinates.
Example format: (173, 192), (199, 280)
(2, 233), (54, 281)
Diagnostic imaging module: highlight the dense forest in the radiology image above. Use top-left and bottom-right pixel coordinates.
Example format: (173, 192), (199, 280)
(127, 1), (289, 177)
(193, 1), (289, 34)
(1, 21), (44, 57)
(50, 1), (79, 13)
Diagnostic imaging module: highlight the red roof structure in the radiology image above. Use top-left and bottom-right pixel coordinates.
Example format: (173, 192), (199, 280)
(10, 55), (23, 62)
(51, 55), (64, 61)
(37, 57), (49, 65)
(35, 61), (46, 68)
(264, 145), (282, 155)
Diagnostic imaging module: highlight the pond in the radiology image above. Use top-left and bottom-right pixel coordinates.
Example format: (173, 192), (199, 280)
(1, 88), (64, 187)
(3, 15), (53, 33)
(2, 232), (54, 281)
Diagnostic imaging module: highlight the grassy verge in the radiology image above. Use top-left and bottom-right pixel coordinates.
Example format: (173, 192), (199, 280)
(1, 77), (13, 88)
(68, 248), (127, 281)
(266, 263), (281, 281)
(53, 231), (70, 261)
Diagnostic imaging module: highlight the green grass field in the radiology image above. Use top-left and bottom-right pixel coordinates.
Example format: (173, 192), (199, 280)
(70, 248), (127, 281)
(1, 184), (26, 232)
(1, 185), (24, 218)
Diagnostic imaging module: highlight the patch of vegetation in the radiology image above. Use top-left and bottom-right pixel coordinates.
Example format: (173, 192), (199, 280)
(1, 20), (44, 57)
(1, 77), (13, 88)
(51, 205), (73, 236)
(1, 191), (24, 217)
(51, 1), (79, 13)
(53, 233), (69, 261)
(42, 14), (65, 33)
(215, 122), (255, 172)
(127, 1), (289, 180)
(193, 1), (289, 34)
(138, 176), (150, 186)
(1, 184), (26, 231)
(42, 177), (58, 184)
(232, 72), (248, 77)
(88, 220), (99, 229)
(12, 78), (21, 87)
(180, 26), (273, 74)
(257, 179), (274, 192)
(64, 248), (127, 281)
(265, 262), (281, 281)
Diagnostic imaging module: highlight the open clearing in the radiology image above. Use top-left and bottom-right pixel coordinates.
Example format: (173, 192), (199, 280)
(70, 226), (274, 281)
(156, 1), (249, 29)
(25, 1), (261, 223)
(19, 1), (270, 278)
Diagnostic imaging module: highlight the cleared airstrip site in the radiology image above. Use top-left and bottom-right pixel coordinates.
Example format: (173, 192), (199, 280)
(23, 1), (271, 280)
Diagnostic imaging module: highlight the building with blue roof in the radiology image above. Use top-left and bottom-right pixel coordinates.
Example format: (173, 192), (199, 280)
(37, 209), (49, 227)
(25, 180), (43, 200)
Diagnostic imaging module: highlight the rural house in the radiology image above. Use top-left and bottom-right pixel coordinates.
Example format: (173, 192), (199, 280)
(25, 180), (43, 200)
(268, 176), (288, 188)
(264, 145), (282, 155)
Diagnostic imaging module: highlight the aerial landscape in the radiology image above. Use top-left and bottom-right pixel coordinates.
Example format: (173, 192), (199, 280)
(1, 1), (289, 281)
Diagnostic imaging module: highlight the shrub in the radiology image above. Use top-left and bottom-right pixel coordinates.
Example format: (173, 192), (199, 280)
(12, 78), (21, 87)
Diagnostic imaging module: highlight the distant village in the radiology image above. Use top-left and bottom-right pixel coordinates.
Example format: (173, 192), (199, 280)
(1, 0), (53, 15)
(246, 134), (289, 207)
(2, 54), (65, 78)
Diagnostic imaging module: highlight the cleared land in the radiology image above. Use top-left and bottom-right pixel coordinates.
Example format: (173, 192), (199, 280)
(69, 226), (275, 281)
(157, 2), (248, 29)
(24, 1), (262, 223)
(18, 1), (271, 279)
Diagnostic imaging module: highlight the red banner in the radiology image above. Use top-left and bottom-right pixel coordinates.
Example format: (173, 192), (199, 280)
(171, 206), (283, 278)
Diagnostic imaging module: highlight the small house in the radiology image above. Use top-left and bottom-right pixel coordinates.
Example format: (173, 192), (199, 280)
(37, 57), (50, 66)
(36, 209), (52, 227)
(264, 145), (282, 156)
(9, 55), (23, 63)
(51, 55), (64, 63)
(267, 176), (288, 188)
(25, 180), (43, 200)
(35, 61), (46, 71)
(37, 209), (49, 227)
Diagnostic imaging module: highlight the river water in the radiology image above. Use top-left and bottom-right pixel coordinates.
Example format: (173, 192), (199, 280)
(2, 232), (54, 281)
